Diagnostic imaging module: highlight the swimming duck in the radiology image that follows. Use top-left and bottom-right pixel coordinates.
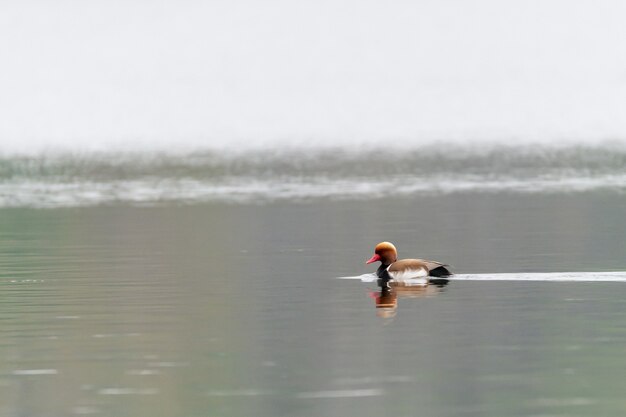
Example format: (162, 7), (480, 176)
(365, 241), (451, 284)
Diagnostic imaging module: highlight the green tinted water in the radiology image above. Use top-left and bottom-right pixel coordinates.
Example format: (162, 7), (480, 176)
(1, 194), (626, 416)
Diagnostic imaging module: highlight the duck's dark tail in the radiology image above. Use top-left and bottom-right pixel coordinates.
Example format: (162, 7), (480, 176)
(429, 265), (452, 278)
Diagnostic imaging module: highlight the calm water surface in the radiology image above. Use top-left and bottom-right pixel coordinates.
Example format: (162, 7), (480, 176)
(1, 193), (626, 416)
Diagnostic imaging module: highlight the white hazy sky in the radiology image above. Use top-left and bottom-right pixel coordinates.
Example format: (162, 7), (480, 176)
(1, 0), (626, 152)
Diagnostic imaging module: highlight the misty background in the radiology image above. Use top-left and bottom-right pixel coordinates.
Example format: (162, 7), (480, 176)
(4, 3), (626, 417)
(2, 0), (626, 153)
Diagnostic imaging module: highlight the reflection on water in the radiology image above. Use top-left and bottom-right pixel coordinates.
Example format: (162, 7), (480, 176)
(372, 280), (449, 318)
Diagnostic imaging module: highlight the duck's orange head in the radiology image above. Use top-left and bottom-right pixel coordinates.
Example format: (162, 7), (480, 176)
(366, 242), (398, 266)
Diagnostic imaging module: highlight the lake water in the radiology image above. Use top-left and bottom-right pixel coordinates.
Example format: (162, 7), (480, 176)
(1, 148), (626, 416)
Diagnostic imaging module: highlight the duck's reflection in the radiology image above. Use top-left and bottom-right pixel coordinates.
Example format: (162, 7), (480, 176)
(372, 279), (449, 318)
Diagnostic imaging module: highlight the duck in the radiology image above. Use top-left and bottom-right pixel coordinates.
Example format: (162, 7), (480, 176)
(365, 241), (452, 284)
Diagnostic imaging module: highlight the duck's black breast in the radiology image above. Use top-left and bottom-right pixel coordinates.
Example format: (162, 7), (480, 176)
(376, 264), (391, 280)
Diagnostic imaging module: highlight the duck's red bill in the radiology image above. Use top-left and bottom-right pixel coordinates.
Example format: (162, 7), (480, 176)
(365, 254), (381, 264)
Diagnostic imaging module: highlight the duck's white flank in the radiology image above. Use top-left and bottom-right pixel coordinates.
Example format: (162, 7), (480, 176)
(387, 266), (428, 282)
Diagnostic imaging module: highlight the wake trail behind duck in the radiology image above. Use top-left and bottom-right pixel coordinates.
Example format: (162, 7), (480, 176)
(338, 271), (626, 283)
